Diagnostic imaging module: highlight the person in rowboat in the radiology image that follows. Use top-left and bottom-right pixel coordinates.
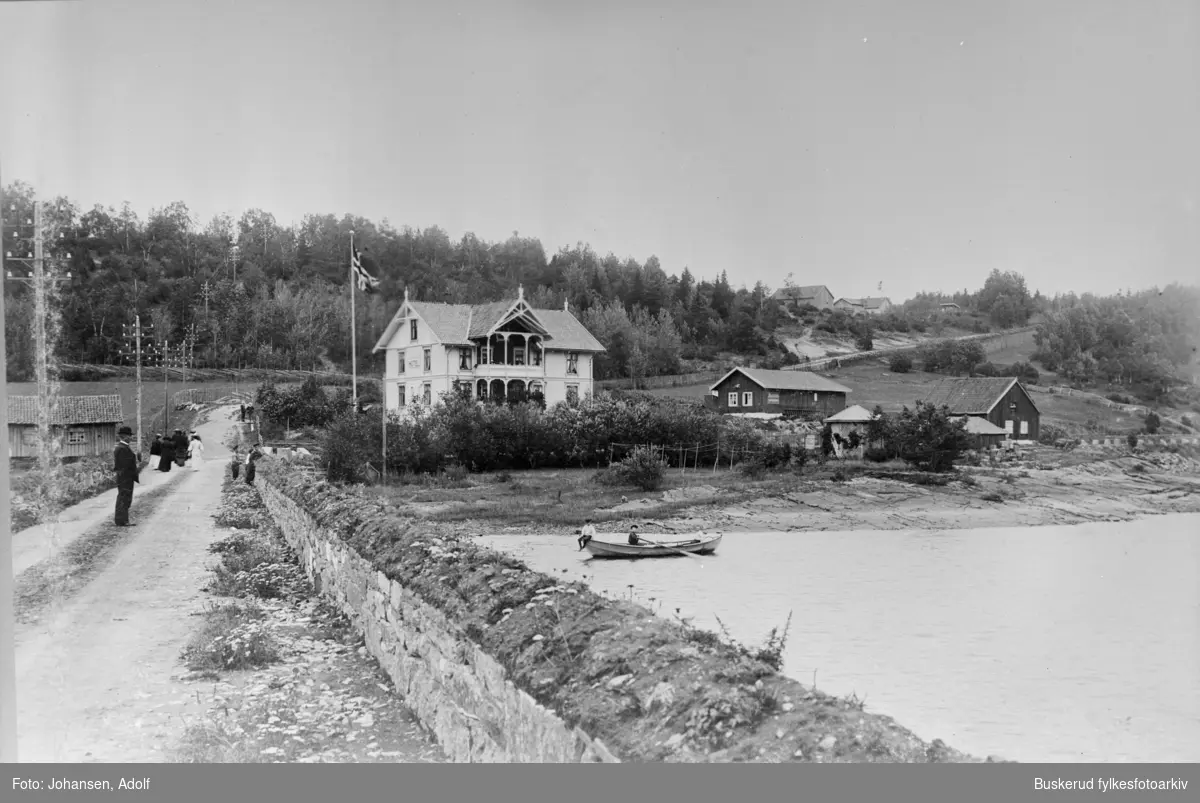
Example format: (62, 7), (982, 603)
(577, 518), (596, 550)
(627, 523), (641, 546)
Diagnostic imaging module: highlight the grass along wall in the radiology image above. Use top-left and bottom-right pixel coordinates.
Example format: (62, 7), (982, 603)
(254, 456), (997, 763)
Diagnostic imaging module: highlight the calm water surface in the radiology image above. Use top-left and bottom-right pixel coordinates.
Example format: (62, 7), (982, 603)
(478, 514), (1200, 763)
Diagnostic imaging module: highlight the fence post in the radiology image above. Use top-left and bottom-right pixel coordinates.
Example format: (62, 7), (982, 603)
(713, 437), (720, 474)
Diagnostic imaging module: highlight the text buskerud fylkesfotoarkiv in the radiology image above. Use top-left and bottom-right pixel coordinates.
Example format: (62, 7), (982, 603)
(1035, 777), (1189, 793)
(13, 777), (150, 792)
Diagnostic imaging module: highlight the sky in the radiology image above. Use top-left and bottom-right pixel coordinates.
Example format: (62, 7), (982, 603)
(0, 0), (1196, 301)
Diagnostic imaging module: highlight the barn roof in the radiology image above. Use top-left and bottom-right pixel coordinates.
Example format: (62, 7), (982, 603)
(922, 377), (1022, 415)
(711, 367), (852, 394)
(8, 395), (124, 426)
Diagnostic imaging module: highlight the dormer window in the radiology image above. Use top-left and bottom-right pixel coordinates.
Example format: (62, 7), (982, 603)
(410, 319), (418, 340)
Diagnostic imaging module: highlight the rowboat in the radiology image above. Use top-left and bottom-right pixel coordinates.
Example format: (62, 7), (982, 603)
(580, 532), (722, 559)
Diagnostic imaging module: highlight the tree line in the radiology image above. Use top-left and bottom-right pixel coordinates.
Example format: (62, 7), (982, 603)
(2, 181), (792, 382)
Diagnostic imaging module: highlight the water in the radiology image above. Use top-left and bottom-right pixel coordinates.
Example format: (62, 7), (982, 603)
(478, 514), (1200, 763)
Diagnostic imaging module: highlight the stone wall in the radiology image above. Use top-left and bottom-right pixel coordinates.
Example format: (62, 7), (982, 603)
(256, 480), (621, 763)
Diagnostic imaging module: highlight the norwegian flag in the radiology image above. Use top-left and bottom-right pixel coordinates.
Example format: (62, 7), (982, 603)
(351, 247), (380, 294)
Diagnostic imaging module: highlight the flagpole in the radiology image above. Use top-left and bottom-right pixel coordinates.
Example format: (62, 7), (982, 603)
(350, 230), (357, 409)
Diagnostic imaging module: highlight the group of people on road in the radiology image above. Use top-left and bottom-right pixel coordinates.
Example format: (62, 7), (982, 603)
(147, 429), (205, 473)
(112, 425), (206, 526)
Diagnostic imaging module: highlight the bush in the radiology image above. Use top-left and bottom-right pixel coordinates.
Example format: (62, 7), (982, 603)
(893, 401), (972, 472)
(888, 353), (913, 373)
(1144, 412), (1161, 435)
(973, 361), (997, 377)
(1127, 433), (1139, 450)
(603, 446), (668, 491)
(855, 331), (874, 351)
(864, 447), (890, 463)
(1182, 415), (1194, 431)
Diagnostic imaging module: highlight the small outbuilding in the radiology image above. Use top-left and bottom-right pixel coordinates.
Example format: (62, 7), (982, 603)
(922, 376), (1040, 442)
(710, 367), (852, 421)
(823, 404), (878, 458)
(954, 416), (1009, 451)
(8, 395), (125, 458)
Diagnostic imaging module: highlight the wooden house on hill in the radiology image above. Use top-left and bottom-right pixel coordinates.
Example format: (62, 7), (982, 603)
(710, 367), (851, 420)
(921, 376), (1040, 442)
(771, 284), (835, 310)
(8, 395), (124, 458)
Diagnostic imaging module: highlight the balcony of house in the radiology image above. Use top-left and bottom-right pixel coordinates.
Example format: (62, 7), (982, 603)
(460, 333), (546, 378)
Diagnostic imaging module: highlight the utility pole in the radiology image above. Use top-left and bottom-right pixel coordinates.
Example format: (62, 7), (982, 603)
(0, 160), (20, 762)
(120, 316), (153, 458)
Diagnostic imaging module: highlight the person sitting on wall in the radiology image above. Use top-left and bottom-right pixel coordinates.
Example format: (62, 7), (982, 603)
(627, 523), (641, 546)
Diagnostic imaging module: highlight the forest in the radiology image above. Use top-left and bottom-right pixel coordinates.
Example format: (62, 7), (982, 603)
(1, 180), (790, 383)
(2, 180), (1196, 399)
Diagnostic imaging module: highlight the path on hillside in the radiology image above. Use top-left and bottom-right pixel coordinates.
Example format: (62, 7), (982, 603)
(12, 409), (238, 762)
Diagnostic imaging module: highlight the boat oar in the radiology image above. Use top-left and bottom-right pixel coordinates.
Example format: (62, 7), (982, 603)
(637, 535), (706, 562)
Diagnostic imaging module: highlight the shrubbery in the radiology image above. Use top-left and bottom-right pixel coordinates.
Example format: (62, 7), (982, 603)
(597, 446), (668, 491)
(921, 338), (987, 376)
(313, 391), (770, 482)
(888, 353), (913, 373)
(891, 401), (972, 472)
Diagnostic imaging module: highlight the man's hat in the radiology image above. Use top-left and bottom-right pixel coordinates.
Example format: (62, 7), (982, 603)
(118, 425), (133, 436)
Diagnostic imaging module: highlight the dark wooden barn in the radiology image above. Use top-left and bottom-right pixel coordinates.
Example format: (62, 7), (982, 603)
(7, 395), (125, 459)
(709, 367), (852, 421)
(921, 377), (1040, 442)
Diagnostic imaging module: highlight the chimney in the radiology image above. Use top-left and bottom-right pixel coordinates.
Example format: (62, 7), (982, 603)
(518, 283), (524, 301)
(403, 286), (409, 305)
(564, 298), (569, 311)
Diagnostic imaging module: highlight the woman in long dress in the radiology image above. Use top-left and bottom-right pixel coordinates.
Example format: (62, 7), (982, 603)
(188, 434), (205, 469)
(148, 434), (162, 471)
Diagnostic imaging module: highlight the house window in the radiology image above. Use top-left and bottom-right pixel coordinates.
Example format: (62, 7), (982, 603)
(423, 383), (432, 405)
(21, 429), (37, 445)
(410, 319), (418, 340)
(567, 353), (579, 375)
(1005, 420), (1015, 435)
(514, 346), (525, 366)
(566, 385), (579, 404)
(459, 348), (471, 371)
(1020, 421), (1029, 436)
(66, 429), (87, 445)
(728, 392), (739, 407)
(813, 393), (818, 402)
(397, 350), (405, 374)
(531, 346), (542, 366)
(742, 392), (753, 407)
(397, 386), (406, 407)
(767, 392), (780, 406)
(423, 348), (431, 372)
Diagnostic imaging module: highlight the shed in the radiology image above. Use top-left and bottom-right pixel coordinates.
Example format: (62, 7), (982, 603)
(823, 404), (878, 458)
(922, 376), (1040, 442)
(8, 395), (125, 458)
(710, 367), (852, 421)
(954, 416), (1008, 451)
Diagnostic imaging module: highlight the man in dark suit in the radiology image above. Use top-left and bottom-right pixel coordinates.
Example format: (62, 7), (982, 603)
(113, 425), (140, 526)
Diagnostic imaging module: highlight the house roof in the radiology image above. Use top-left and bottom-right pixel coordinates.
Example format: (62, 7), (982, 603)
(8, 395), (124, 426)
(835, 297), (890, 309)
(774, 284), (831, 300)
(922, 377), (1024, 415)
(824, 404), (876, 423)
(953, 416), (1008, 435)
(373, 295), (605, 352)
(711, 367), (852, 394)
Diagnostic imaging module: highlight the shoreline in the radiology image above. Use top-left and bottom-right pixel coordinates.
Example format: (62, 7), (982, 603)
(416, 448), (1200, 540)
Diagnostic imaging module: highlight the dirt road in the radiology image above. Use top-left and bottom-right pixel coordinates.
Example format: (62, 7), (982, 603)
(13, 408), (237, 762)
